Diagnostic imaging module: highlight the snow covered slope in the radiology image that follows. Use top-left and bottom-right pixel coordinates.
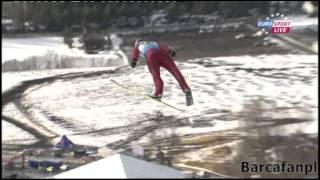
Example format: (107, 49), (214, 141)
(2, 54), (317, 147)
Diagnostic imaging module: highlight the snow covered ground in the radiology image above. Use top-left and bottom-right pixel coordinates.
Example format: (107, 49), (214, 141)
(2, 36), (65, 61)
(2, 54), (318, 147)
(2, 67), (117, 92)
(2, 35), (128, 92)
(2, 30), (318, 177)
(2, 36), (125, 62)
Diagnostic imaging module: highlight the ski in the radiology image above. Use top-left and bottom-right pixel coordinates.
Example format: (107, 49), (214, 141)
(110, 79), (185, 112)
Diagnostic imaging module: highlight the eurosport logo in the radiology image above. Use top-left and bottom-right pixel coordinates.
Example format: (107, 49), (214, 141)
(257, 13), (291, 34)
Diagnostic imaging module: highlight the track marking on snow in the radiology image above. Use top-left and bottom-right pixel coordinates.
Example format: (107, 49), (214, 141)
(111, 79), (185, 112)
(2, 54), (317, 147)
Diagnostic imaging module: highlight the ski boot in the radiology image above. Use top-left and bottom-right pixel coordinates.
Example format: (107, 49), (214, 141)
(149, 94), (162, 101)
(185, 89), (194, 106)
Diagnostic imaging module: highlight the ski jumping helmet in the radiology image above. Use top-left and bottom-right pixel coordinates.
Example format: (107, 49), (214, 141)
(135, 39), (145, 47)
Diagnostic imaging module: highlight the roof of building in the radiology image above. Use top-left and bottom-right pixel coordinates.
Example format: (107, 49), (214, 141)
(54, 153), (187, 179)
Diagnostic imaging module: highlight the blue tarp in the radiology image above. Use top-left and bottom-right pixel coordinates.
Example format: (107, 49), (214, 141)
(55, 135), (74, 149)
(40, 161), (63, 169)
(28, 160), (39, 169)
(28, 160), (63, 170)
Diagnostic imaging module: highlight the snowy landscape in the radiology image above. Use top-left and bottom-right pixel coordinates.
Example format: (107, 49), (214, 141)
(2, 33), (318, 178)
(2, 2), (318, 178)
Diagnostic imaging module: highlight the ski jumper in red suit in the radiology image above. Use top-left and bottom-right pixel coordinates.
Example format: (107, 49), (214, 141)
(131, 41), (190, 97)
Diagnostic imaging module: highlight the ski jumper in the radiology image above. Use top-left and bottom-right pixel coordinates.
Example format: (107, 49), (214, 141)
(131, 41), (190, 96)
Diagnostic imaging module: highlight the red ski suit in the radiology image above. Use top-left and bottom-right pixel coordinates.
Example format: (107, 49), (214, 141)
(131, 43), (190, 96)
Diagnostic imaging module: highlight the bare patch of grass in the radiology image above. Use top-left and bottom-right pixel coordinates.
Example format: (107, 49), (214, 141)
(180, 135), (233, 146)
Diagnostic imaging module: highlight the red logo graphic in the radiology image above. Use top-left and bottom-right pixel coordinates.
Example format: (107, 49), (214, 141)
(271, 20), (291, 34)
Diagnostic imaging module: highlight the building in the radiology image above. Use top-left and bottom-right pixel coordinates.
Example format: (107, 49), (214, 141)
(53, 153), (189, 178)
(2, 16), (16, 32)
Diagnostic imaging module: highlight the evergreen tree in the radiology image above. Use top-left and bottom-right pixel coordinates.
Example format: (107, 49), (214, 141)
(2, 1), (277, 32)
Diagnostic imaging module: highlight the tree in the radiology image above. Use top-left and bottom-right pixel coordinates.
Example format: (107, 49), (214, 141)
(2, 2), (275, 33)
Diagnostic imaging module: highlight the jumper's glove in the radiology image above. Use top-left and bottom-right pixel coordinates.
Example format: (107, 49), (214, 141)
(169, 49), (176, 57)
(131, 59), (137, 68)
